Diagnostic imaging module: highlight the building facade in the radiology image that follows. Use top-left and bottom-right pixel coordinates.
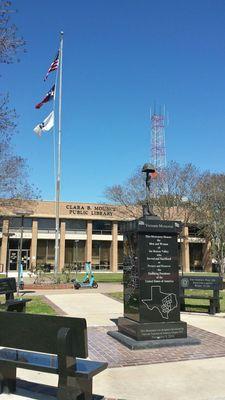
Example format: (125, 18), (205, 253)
(0, 200), (212, 273)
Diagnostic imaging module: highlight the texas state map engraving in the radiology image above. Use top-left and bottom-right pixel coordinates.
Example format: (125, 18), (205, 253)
(142, 286), (178, 319)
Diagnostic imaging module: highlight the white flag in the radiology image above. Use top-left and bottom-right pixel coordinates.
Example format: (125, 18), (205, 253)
(34, 111), (54, 136)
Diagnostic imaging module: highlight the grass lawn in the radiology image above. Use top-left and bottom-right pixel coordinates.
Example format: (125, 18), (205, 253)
(0, 295), (56, 315)
(30, 272), (123, 283)
(0, 272), (123, 282)
(0, 271), (222, 282)
(107, 290), (225, 313)
(75, 272), (123, 282)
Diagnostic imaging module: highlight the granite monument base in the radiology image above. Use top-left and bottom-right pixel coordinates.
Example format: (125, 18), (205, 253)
(117, 317), (188, 340)
(108, 316), (201, 349)
(108, 329), (201, 350)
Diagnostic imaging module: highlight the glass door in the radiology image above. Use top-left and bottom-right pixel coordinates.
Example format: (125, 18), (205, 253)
(8, 249), (18, 270)
(8, 249), (30, 271)
(92, 241), (100, 268)
(21, 250), (30, 270)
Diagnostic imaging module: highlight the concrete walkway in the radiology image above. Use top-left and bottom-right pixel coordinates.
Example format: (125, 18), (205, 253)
(2, 290), (225, 400)
(45, 292), (122, 326)
(2, 356), (225, 400)
(95, 357), (225, 400)
(45, 290), (225, 333)
(180, 312), (225, 337)
(21, 282), (123, 296)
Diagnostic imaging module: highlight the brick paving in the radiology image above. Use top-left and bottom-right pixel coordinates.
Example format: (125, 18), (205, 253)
(88, 325), (225, 368)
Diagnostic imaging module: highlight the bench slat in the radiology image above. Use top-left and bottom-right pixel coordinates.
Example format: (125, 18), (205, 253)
(0, 312), (88, 358)
(0, 349), (107, 379)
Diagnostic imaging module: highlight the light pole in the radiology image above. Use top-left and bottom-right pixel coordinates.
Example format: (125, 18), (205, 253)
(6, 231), (16, 278)
(15, 210), (31, 294)
(74, 239), (79, 267)
(2, 221), (15, 278)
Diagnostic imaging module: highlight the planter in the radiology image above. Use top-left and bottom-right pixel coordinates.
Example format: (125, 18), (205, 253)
(24, 283), (74, 290)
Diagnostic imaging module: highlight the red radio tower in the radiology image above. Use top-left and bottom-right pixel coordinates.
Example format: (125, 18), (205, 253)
(150, 105), (167, 170)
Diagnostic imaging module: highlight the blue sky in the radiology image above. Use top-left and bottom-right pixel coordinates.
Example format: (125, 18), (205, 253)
(2, 0), (225, 202)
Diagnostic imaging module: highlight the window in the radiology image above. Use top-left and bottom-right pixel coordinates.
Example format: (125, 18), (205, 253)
(92, 221), (112, 234)
(188, 225), (204, 237)
(37, 240), (55, 264)
(118, 222), (124, 235)
(118, 241), (124, 270)
(38, 218), (55, 230)
(65, 240), (85, 265)
(37, 240), (47, 263)
(92, 241), (111, 269)
(190, 243), (203, 271)
(10, 217), (32, 229)
(8, 239), (31, 250)
(65, 220), (87, 232)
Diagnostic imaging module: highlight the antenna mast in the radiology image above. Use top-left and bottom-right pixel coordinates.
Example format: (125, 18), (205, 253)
(151, 104), (167, 170)
(150, 104), (167, 195)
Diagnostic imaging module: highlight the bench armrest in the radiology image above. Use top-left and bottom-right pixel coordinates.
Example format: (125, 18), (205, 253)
(57, 327), (75, 375)
(57, 328), (108, 379)
(74, 359), (108, 379)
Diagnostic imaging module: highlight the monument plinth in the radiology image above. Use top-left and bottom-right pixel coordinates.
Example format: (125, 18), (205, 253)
(117, 217), (187, 342)
(108, 164), (200, 349)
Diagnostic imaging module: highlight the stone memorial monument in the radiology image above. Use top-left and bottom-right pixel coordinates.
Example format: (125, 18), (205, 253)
(108, 164), (200, 349)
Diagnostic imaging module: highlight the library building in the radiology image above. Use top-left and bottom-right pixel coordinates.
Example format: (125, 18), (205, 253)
(0, 200), (212, 274)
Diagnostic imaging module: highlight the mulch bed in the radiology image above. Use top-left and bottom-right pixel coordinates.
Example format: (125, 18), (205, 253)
(24, 283), (74, 290)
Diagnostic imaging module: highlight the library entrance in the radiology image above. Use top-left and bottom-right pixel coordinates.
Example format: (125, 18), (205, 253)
(8, 249), (30, 271)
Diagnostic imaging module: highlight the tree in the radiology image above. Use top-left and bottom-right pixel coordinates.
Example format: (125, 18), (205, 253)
(104, 161), (201, 223)
(0, 1), (25, 64)
(0, 1), (39, 205)
(192, 173), (225, 273)
(105, 161), (225, 272)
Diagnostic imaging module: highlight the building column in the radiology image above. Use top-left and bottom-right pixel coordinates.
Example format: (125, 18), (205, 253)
(59, 221), (66, 271)
(202, 240), (212, 272)
(181, 226), (190, 273)
(110, 222), (118, 272)
(1, 219), (9, 273)
(30, 219), (38, 269)
(85, 221), (92, 262)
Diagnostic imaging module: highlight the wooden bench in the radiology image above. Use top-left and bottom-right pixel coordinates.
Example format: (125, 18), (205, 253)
(179, 275), (223, 314)
(0, 278), (31, 312)
(0, 312), (107, 399)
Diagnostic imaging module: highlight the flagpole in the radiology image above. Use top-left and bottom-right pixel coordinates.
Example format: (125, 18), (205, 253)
(54, 31), (63, 275)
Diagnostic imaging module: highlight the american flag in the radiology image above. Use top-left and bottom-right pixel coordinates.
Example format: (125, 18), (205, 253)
(44, 51), (59, 81)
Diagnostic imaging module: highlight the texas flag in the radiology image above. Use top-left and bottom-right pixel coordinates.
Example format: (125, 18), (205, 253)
(35, 85), (55, 109)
